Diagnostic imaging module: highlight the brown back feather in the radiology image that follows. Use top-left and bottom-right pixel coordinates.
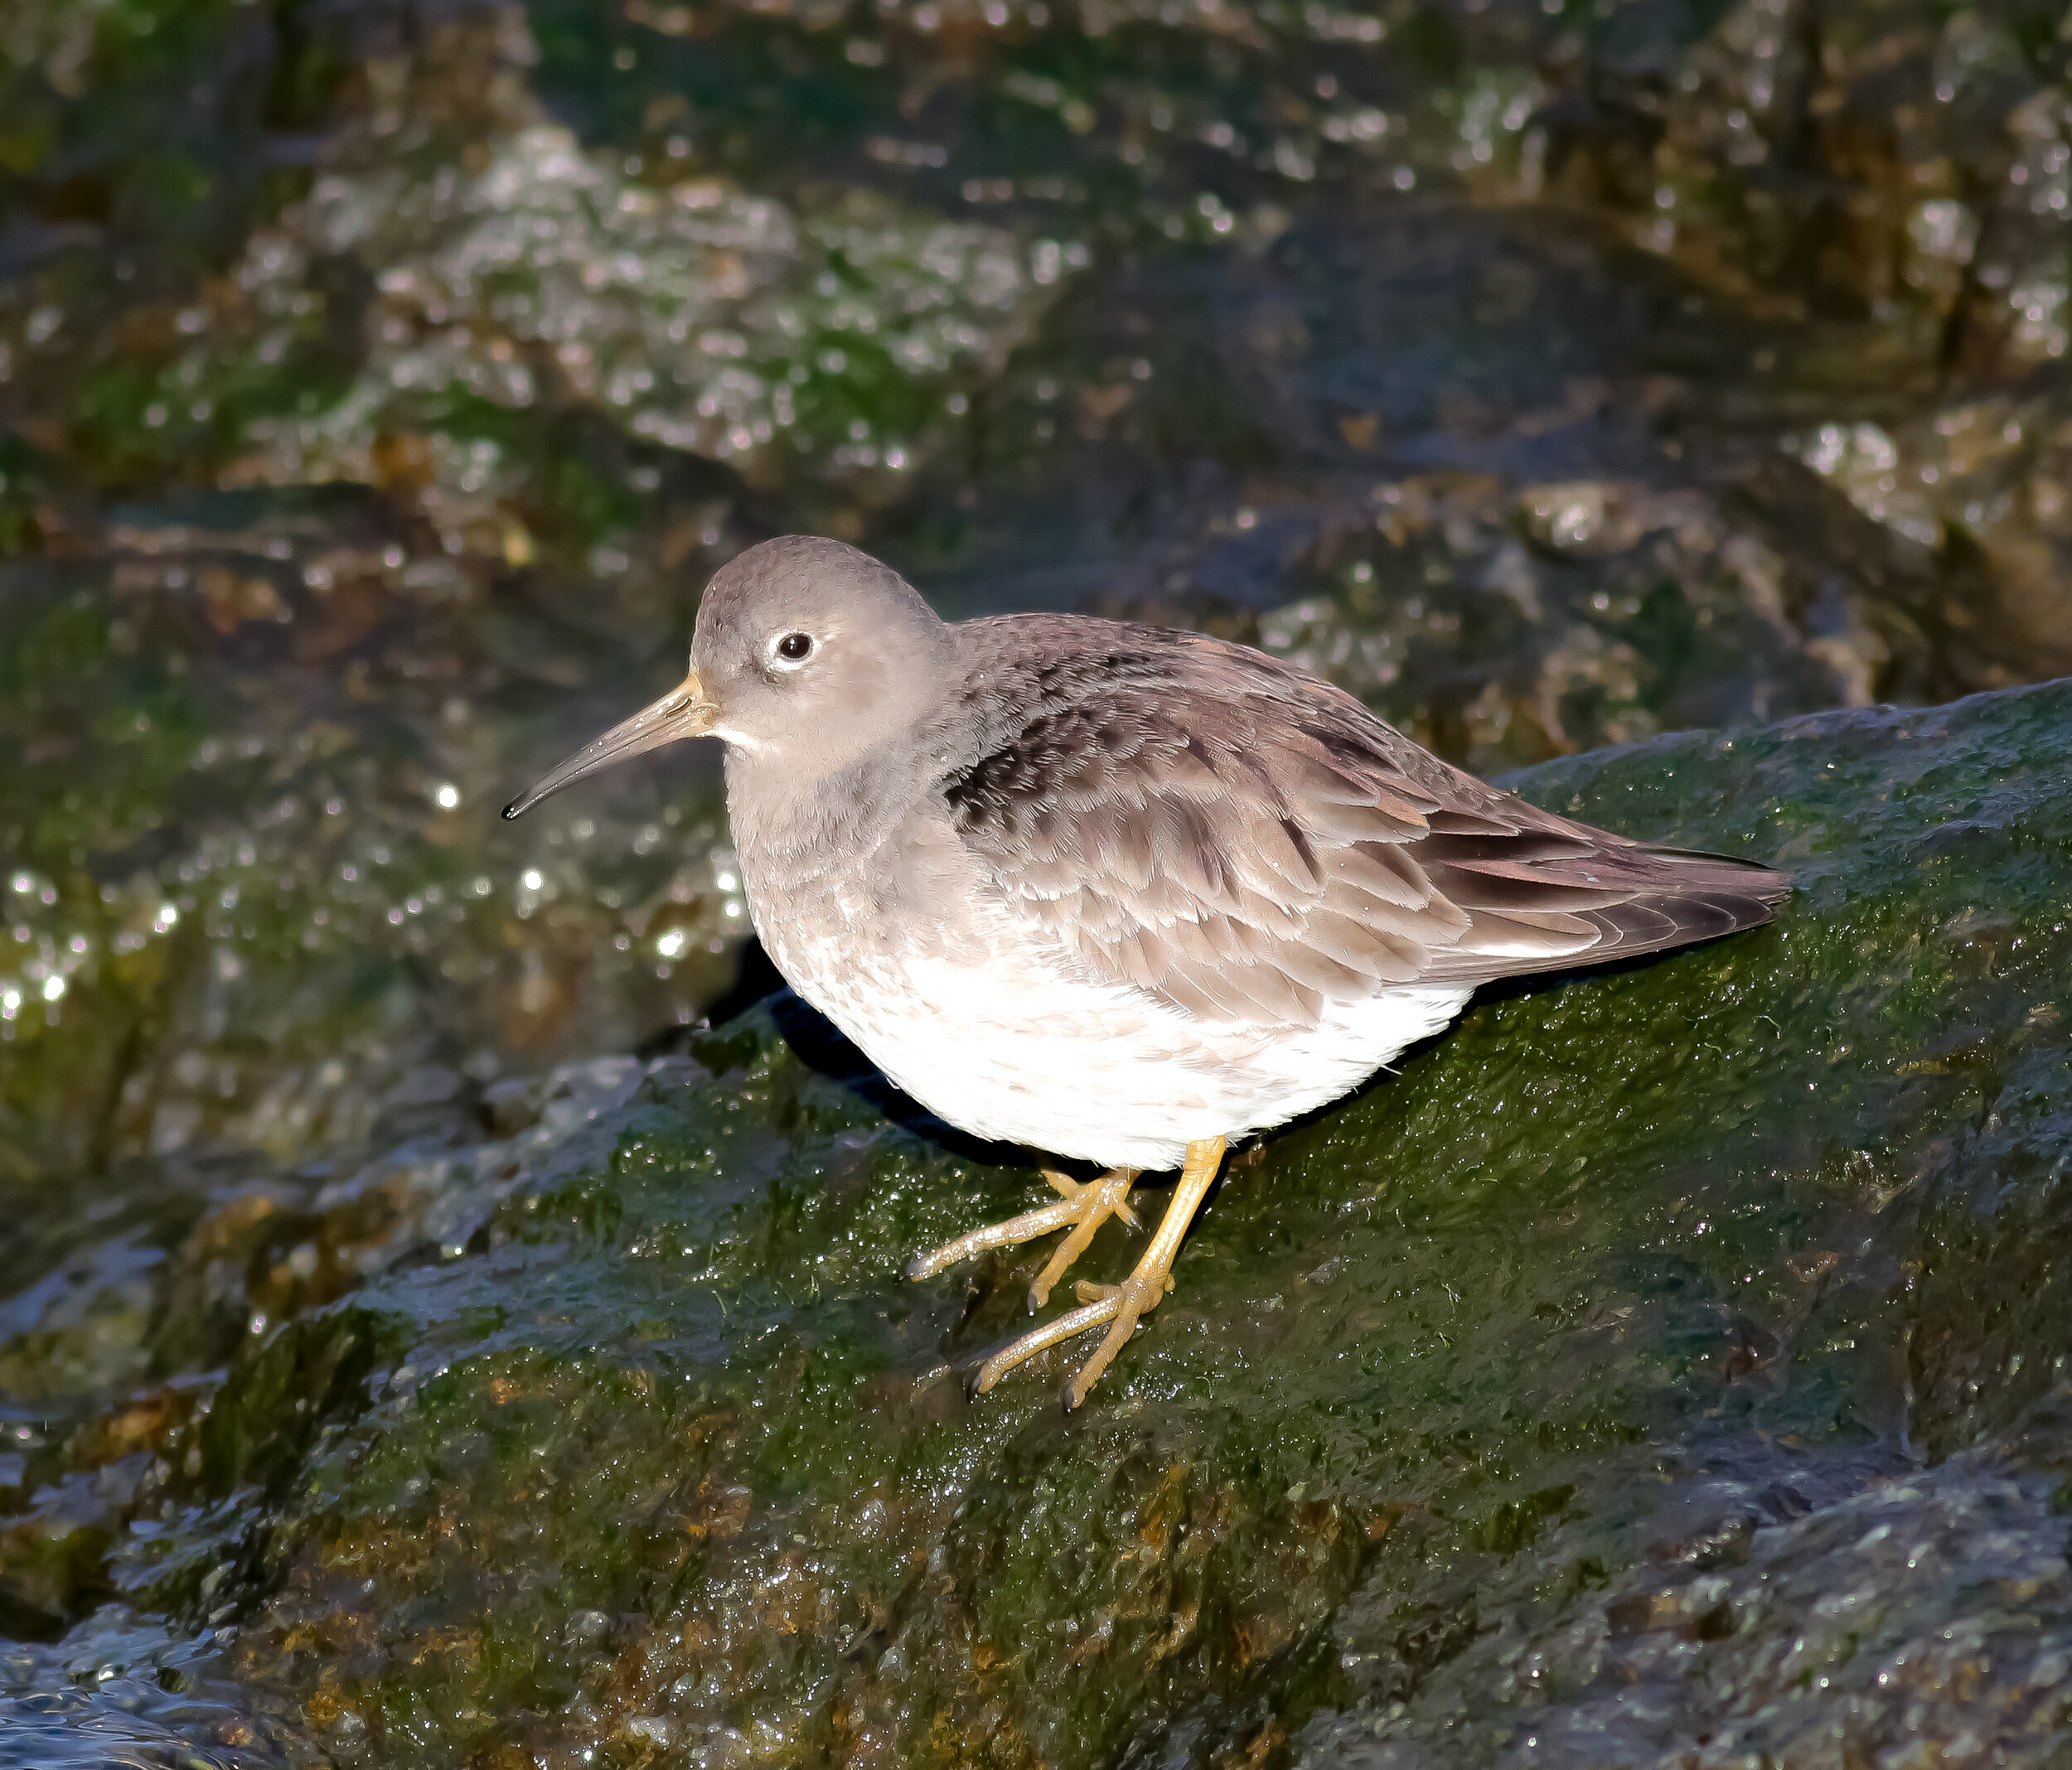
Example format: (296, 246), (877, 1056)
(940, 617), (1789, 1030)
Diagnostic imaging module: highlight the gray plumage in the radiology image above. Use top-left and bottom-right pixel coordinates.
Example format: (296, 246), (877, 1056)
(511, 533), (1789, 1170)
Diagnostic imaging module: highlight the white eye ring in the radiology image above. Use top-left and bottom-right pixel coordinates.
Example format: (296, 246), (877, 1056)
(770, 631), (816, 670)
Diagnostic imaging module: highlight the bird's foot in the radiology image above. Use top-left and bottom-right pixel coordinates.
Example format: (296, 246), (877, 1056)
(1027, 1169), (1141, 1308)
(1042, 1168), (1142, 1233)
(906, 1166), (1140, 1304)
(967, 1136), (1226, 1409)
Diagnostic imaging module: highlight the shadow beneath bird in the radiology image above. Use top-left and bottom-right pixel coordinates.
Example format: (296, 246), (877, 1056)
(643, 937), (1053, 1175)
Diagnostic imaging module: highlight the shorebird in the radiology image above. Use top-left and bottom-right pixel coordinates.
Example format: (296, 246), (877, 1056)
(506, 536), (1788, 1406)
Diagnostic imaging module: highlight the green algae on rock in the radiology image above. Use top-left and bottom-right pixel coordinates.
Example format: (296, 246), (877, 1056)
(6, 676), (2070, 1767)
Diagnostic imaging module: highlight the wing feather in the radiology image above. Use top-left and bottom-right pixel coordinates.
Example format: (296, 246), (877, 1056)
(940, 618), (1790, 1031)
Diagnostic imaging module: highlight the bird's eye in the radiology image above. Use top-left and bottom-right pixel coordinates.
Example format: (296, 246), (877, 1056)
(774, 631), (814, 665)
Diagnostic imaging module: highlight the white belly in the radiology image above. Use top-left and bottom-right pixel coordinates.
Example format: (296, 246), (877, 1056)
(767, 916), (1469, 1171)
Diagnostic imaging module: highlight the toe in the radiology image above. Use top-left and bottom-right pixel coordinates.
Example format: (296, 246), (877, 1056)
(971, 1293), (1121, 1393)
(1062, 1268), (1170, 1406)
(1063, 1311), (1141, 1410)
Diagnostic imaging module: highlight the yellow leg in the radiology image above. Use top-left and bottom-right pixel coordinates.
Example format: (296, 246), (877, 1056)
(907, 1167), (1140, 1310)
(973, 1136), (1227, 1409)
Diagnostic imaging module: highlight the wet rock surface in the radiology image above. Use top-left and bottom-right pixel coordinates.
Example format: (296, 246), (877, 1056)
(2, 676), (2069, 1766)
(6, 0), (2072, 1763)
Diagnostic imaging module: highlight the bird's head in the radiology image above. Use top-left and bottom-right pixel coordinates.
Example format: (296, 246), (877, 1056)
(503, 535), (951, 820)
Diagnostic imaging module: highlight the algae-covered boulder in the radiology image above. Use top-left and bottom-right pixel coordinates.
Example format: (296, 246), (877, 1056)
(8, 675), (2067, 1768)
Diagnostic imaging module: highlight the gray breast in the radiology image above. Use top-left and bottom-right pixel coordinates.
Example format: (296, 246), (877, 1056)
(725, 734), (1002, 982)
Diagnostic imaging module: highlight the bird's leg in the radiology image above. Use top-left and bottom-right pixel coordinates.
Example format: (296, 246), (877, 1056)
(973, 1136), (1227, 1409)
(907, 1168), (1140, 1308)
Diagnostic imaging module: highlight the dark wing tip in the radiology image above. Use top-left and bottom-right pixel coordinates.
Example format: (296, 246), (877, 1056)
(1588, 844), (1791, 955)
(1422, 840), (1790, 985)
(1629, 844), (1791, 907)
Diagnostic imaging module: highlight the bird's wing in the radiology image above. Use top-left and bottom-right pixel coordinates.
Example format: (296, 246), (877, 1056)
(940, 618), (1788, 1032)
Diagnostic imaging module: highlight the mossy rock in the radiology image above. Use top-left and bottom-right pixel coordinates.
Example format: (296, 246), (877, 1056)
(128, 677), (2071, 1767)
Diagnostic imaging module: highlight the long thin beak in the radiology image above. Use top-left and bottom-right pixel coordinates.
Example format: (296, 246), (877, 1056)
(502, 670), (717, 820)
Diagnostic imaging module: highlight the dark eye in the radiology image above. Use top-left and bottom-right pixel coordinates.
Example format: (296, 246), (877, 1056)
(775, 631), (814, 663)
